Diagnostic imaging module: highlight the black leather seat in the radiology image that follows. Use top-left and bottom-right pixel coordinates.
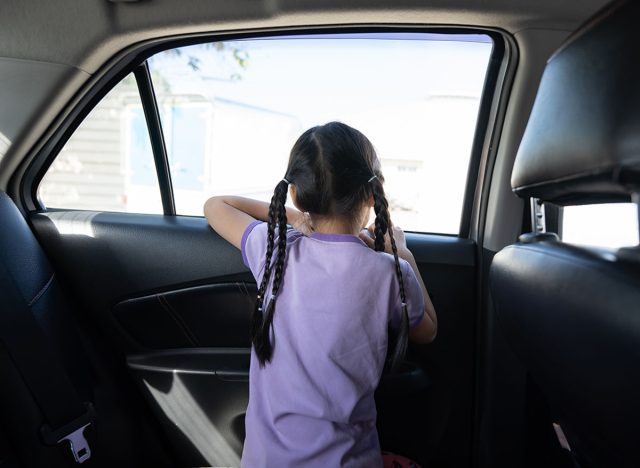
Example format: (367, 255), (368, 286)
(0, 192), (171, 467)
(0, 192), (96, 467)
(490, 1), (640, 467)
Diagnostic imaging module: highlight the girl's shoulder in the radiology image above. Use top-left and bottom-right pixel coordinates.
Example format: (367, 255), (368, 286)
(364, 248), (413, 276)
(286, 228), (306, 243)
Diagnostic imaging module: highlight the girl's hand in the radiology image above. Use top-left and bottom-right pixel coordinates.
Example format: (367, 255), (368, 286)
(292, 211), (314, 236)
(359, 224), (410, 258)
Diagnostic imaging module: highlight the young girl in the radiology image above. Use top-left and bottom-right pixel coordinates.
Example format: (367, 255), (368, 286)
(204, 122), (437, 467)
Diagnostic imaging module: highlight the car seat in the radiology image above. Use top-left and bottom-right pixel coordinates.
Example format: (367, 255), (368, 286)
(490, 1), (640, 467)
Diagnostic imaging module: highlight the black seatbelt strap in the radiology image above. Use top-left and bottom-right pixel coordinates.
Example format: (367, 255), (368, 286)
(0, 424), (20, 468)
(0, 263), (94, 464)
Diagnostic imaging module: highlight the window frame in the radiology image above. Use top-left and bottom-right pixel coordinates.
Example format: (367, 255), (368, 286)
(21, 26), (508, 237)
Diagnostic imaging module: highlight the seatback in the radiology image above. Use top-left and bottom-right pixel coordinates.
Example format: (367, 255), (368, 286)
(0, 192), (169, 467)
(0, 192), (95, 467)
(490, 1), (640, 467)
(491, 239), (640, 467)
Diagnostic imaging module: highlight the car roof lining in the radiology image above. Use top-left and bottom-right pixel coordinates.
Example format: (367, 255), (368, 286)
(0, 0), (609, 73)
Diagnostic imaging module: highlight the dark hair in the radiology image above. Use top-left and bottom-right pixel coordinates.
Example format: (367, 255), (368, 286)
(252, 121), (409, 371)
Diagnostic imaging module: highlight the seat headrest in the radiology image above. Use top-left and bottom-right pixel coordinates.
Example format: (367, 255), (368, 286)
(512, 0), (640, 205)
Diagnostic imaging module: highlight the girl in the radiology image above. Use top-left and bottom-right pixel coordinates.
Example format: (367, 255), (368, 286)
(204, 122), (437, 467)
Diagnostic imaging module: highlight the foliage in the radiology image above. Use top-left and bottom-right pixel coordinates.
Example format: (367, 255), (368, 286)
(164, 41), (249, 81)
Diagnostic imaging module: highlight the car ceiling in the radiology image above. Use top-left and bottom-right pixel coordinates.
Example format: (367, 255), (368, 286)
(0, 0), (609, 190)
(1, 0), (608, 71)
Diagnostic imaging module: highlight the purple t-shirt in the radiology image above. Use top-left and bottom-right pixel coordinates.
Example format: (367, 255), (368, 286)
(240, 221), (425, 468)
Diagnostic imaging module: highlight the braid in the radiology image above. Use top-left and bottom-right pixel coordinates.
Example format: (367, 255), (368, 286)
(250, 202), (276, 355)
(388, 230), (409, 370)
(372, 181), (389, 253)
(271, 200), (289, 297)
(252, 179), (289, 366)
(370, 177), (409, 372)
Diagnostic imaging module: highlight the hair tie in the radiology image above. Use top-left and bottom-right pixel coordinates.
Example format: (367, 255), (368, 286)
(368, 175), (378, 183)
(282, 178), (290, 185)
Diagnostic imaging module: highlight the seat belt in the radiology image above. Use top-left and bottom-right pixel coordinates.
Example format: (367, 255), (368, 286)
(0, 425), (20, 468)
(0, 263), (95, 464)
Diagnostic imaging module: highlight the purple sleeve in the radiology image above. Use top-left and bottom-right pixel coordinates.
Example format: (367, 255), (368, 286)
(241, 221), (300, 281)
(241, 221), (267, 278)
(400, 259), (426, 329)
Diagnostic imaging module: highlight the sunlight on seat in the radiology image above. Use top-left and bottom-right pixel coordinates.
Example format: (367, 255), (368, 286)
(42, 211), (98, 238)
(143, 373), (241, 467)
(0, 130), (10, 161)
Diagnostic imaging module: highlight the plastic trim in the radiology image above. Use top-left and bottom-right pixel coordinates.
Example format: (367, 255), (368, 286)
(133, 62), (175, 215)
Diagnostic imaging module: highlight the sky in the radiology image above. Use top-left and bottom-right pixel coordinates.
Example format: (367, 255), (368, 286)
(148, 33), (493, 131)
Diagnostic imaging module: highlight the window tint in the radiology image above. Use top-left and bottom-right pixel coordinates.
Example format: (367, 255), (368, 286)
(39, 74), (163, 214)
(148, 34), (493, 233)
(562, 203), (639, 248)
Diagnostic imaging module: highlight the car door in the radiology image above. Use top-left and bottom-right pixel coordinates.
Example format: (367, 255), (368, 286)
(20, 29), (508, 467)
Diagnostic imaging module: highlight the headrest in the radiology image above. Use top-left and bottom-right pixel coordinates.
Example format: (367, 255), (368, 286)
(512, 0), (640, 205)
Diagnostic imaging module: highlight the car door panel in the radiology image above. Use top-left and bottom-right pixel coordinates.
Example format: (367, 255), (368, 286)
(30, 210), (477, 467)
(114, 282), (256, 349)
(127, 348), (250, 467)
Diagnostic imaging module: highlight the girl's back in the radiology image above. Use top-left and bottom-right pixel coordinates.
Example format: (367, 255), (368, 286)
(204, 121), (437, 467)
(241, 224), (425, 467)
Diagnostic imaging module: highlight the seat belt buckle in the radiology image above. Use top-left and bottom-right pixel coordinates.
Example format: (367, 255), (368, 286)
(59, 423), (91, 463)
(40, 402), (95, 464)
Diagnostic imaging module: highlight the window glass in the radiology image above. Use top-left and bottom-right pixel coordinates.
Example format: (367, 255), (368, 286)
(562, 203), (639, 248)
(148, 33), (493, 233)
(39, 74), (163, 214)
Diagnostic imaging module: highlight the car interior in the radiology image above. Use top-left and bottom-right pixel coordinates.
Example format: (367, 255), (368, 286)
(0, 0), (638, 467)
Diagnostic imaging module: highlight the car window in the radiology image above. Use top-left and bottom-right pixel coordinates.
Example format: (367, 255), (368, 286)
(562, 203), (639, 248)
(147, 33), (493, 233)
(39, 74), (163, 214)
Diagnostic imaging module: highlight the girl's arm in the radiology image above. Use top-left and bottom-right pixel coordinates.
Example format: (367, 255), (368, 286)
(203, 196), (305, 249)
(399, 249), (437, 344)
(359, 225), (437, 344)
